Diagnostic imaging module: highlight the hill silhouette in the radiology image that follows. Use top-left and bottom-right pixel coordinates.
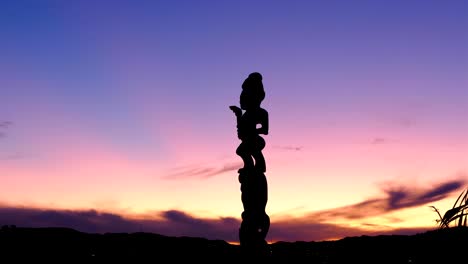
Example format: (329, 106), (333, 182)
(1, 225), (467, 262)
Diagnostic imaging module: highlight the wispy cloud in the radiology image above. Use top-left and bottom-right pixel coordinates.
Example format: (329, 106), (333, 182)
(0, 121), (12, 138)
(163, 161), (242, 179)
(0, 121), (12, 128)
(307, 176), (467, 221)
(272, 145), (303, 151)
(371, 137), (387, 145)
(0, 207), (240, 242)
(397, 118), (414, 128)
(0, 153), (24, 161)
(0, 205), (432, 243)
(268, 219), (428, 242)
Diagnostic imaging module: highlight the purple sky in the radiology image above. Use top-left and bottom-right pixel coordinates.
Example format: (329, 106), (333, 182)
(1, 0), (467, 242)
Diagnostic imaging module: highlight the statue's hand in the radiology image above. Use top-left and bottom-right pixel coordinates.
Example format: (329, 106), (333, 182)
(229, 105), (242, 117)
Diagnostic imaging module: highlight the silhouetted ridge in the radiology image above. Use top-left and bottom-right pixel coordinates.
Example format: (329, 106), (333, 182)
(1, 226), (467, 262)
(0, 226), (239, 261)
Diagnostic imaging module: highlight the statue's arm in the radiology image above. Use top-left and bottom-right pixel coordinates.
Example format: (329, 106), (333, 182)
(229, 105), (242, 124)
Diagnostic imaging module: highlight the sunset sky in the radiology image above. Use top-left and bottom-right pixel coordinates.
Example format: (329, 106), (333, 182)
(1, 0), (467, 243)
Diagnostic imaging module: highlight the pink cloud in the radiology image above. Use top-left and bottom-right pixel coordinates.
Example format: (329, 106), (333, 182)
(163, 161), (242, 179)
(306, 176), (467, 221)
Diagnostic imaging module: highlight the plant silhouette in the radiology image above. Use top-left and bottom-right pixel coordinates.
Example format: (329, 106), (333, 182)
(431, 188), (468, 228)
(230, 72), (270, 258)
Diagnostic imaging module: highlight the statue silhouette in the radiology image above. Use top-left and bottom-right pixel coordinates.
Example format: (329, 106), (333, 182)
(230, 72), (270, 258)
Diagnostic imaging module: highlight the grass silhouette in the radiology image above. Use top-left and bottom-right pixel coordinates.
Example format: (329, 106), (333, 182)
(431, 188), (468, 228)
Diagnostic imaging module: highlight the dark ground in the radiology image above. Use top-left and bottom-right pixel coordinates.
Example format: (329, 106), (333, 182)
(1, 226), (467, 263)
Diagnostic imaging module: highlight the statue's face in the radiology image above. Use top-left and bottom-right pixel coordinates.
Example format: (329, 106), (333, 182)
(240, 90), (260, 110)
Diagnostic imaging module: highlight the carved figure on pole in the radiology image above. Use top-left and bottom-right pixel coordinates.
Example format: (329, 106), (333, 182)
(229, 72), (270, 257)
